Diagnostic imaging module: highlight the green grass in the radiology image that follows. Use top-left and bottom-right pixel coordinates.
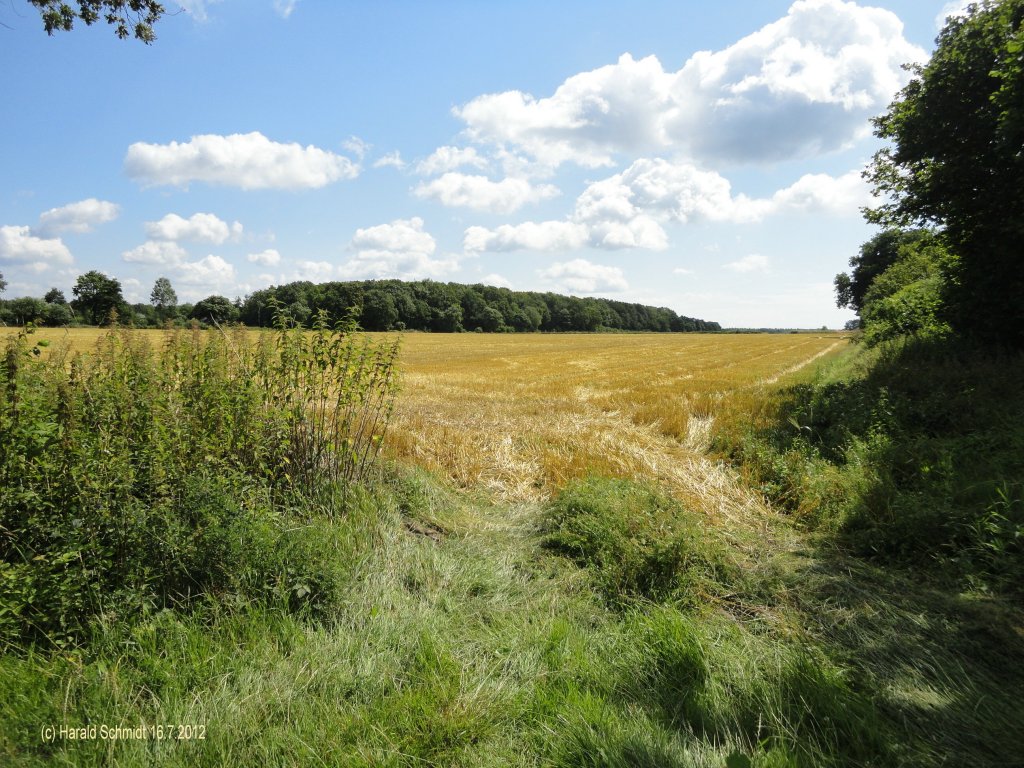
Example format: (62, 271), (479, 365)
(2, 327), (1023, 766)
(3, 467), (1021, 766)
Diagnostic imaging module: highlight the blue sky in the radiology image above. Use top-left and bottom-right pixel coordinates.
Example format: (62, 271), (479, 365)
(1, 0), (968, 327)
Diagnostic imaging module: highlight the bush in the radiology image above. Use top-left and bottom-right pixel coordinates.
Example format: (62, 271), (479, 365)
(0, 316), (400, 648)
(541, 477), (739, 604)
(715, 338), (1024, 595)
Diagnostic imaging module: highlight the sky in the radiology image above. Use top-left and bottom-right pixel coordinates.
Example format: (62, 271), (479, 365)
(0, 0), (970, 328)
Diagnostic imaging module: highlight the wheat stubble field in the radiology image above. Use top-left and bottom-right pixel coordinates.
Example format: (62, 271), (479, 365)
(388, 332), (846, 511)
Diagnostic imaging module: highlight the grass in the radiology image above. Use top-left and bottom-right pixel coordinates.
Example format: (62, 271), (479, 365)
(1, 327), (1021, 766)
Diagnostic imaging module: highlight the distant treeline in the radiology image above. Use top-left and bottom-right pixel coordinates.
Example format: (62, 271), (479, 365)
(238, 280), (720, 333)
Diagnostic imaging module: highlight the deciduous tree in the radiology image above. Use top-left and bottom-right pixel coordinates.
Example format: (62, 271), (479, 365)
(72, 270), (125, 325)
(865, 0), (1024, 347)
(28, 0), (165, 43)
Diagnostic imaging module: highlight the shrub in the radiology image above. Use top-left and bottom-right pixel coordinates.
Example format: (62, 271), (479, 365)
(0, 315), (400, 647)
(541, 477), (739, 604)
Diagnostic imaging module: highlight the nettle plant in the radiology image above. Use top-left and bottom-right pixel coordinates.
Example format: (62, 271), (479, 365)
(0, 312), (400, 647)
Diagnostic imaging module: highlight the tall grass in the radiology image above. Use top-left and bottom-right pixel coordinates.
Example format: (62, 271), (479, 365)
(713, 336), (1024, 596)
(0, 314), (399, 648)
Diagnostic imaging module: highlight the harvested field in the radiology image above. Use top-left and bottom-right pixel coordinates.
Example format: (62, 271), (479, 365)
(387, 332), (848, 515)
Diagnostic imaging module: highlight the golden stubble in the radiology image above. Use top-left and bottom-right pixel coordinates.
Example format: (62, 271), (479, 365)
(387, 332), (847, 524)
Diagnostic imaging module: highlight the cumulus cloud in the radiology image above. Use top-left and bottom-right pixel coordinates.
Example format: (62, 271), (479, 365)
(0, 225), (73, 265)
(413, 173), (560, 214)
(290, 260), (338, 283)
(247, 248), (282, 266)
(36, 198), (120, 236)
(122, 240), (188, 265)
(480, 273), (513, 289)
(454, 0), (924, 168)
(145, 212), (243, 244)
(724, 254), (770, 273)
(342, 217), (458, 280)
(464, 221), (588, 253)
(175, 254), (236, 286)
(464, 159), (867, 254)
(124, 132), (359, 190)
(538, 259), (628, 294)
(766, 170), (871, 214)
(416, 146), (490, 176)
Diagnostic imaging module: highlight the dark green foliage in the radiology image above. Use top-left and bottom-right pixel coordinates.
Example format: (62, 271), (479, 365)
(42, 288), (65, 305)
(0, 297), (74, 327)
(150, 276), (177, 321)
(239, 279), (720, 333)
(866, 0), (1024, 348)
(834, 229), (933, 314)
(859, 236), (951, 346)
(190, 294), (239, 325)
(71, 270), (126, 326)
(0, 317), (399, 648)
(718, 339), (1024, 596)
(29, 0), (165, 42)
(542, 477), (738, 603)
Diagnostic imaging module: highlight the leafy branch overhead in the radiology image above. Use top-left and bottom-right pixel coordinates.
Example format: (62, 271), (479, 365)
(29, 0), (165, 42)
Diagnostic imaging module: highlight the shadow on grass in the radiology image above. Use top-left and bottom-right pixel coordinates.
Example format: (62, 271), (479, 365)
(776, 547), (1024, 767)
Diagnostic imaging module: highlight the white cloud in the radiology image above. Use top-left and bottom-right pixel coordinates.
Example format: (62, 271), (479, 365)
(538, 258), (628, 294)
(121, 278), (145, 303)
(274, 0), (299, 19)
(480, 273), (513, 289)
(145, 212), (243, 244)
(673, 268), (694, 275)
(413, 173), (560, 214)
(122, 240), (188, 265)
(342, 217), (458, 280)
(0, 225), (73, 265)
(415, 146), (490, 175)
(767, 170), (870, 214)
(464, 221), (588, 253)
(454, 0), (924, 168)
(36, 198), (119, 236)
(247, 248), (282, 266)
(373, 151), (406, 170)
(463, 159), (866, 254)
(124, 132), (359, 190)
(291, 260), (339, 283)
(342, 136), (370, 159)
(724, 254), (770, 273)
(351, 217), (436, 254)
(175, 254), (236, 286)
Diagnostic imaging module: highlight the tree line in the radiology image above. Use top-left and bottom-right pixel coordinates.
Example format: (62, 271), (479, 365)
(0, 271), (720, 333)
(838, 0), (1024, 350)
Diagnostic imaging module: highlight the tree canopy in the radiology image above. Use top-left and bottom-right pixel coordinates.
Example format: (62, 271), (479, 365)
(865, 0), (1024, 347)
(150, 277), (177, 319)
(29, 0), (165, 43)
(238, 279), (720, 334)
(72, 270), (125, 325)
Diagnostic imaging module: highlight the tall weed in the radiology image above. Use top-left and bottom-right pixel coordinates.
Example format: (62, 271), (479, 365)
(0, 316), (400, 648)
